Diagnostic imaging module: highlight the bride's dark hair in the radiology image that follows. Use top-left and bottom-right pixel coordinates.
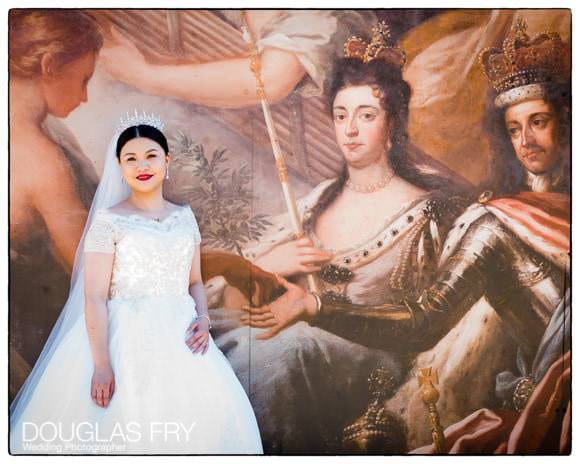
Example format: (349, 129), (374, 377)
(116, 125), (169, 159)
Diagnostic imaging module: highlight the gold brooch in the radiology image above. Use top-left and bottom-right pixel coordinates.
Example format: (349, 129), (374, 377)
(478, 190), (494, 204)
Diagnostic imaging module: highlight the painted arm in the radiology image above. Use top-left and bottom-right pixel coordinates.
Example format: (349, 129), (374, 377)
(313, 223), (496, 351)
(99, 13), (306, 108)
(244, 217), (499, 351)
(31, 136), (88, 274)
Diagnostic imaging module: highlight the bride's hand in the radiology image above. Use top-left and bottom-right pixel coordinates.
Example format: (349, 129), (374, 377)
(255, 237), (333, 277)
(240, 275), (318, 340)
(91, 365), (115, 408)
(185, 317), (210, 355)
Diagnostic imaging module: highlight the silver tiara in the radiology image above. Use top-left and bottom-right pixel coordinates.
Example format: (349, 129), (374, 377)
(115, 109), (165, 136)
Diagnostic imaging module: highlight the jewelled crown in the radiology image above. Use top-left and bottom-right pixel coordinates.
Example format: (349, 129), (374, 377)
(344, 21), (406, 69)
(115, 109), (165, 136)
(479, 19), (570, 107)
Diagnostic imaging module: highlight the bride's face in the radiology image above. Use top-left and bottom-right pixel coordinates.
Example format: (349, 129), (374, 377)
(118, 137), (170, 193)
(332, 85), (390, 168)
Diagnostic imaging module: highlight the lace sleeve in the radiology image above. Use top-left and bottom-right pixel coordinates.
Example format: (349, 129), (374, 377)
(187, 207), (202, 245)
(83, 209), (116, 254)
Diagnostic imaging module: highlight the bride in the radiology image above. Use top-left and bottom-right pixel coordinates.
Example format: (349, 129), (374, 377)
(9, 113), (263, 454)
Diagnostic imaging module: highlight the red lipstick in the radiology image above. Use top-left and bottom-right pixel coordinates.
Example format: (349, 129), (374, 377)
(136, 174), (153, 181)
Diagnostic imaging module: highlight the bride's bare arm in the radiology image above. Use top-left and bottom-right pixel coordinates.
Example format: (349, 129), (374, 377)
(84, 251), (115, 407)
(84, 252), (114, 366)
(186, 246), (211, 355)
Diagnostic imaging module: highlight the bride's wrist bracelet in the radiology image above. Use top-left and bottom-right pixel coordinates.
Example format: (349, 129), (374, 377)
(197, 314), (212, 329)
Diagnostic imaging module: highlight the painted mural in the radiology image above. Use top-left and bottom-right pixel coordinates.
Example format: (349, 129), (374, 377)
(9, 9), (570, 454)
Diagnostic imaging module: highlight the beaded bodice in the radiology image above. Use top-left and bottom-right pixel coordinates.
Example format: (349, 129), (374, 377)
(83, 206), (201, 300)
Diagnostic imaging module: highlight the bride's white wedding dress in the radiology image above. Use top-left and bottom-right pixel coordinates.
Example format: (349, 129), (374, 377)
(10, 205), (263, 454)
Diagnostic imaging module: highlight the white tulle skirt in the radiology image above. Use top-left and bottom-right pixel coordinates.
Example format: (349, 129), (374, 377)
(10, 294), (263, 455)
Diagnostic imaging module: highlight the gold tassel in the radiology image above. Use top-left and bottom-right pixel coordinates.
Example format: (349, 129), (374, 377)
(417, 367), (446, 454)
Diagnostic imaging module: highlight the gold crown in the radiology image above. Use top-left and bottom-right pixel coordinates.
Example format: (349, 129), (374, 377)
(479, 19), (570, 106)
(344, 21), (406, 69)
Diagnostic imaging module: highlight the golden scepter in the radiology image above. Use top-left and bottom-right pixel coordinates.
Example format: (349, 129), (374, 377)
(240, 18), (319, 293)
